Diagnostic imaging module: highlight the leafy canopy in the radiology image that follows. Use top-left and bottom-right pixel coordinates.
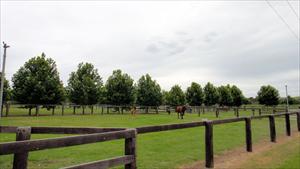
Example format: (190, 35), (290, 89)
(136, 74), (162, 106)
(231, 85), (244, 106)
(186, 82), (204, 106)
(105, 69), (135, 105)
(257, 85), (280, 106)
(166, 85), (186, 106)
(218, 85), (233, 106)
(0, 73), (11, 102)
(12, 53), (65, 104)
(204, 82), (219, 106)
(67, 62), (103, 105)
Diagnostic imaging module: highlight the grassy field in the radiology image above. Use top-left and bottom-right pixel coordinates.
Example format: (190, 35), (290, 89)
(235, 135), (300, 169)
(0, 110), (299, 169)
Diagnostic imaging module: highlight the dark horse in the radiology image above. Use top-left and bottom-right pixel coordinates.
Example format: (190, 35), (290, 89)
(176, 106), (187, 119)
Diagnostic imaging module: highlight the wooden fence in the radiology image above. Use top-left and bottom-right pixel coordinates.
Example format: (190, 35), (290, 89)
(0, 126), (136, 169)
(1, 103), (295, 117)
(0, 111), (299, 168)
(135, 111), (300, 168)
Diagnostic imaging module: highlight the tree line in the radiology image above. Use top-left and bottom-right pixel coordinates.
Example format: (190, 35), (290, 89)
(1, 54), (298, 107)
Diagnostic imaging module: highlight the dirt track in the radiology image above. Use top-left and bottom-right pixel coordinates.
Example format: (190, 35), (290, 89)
(179, 132), (300, 169)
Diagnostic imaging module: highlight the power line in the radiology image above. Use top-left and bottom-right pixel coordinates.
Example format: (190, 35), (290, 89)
(286, 0), (300, 20)
(265, 0), (300, 41)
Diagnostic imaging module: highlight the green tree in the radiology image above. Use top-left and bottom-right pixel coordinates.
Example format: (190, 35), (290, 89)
(136, 74), (162, 106)
(257, 85), (280, 106)
(218, 85), (233, 106)
(186, 82), (204, 106)
(167, 85), (185, 106)
(105, 69), (135, 105)
(12, 53), (65, 104)
(162, 90), (169, 105)
(0, 73), (11, 102)
(231, 85), (244, 106)
(204, 82), (219, 106)
(67, 62), (103, 105)
(280, 95), (299, 105)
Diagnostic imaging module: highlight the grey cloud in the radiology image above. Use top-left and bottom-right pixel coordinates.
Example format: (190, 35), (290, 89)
(1, 1), (299, 97)
(146, 44), (160, 53)
(204, 32), (218, 43)
(145, 40), (186, 56)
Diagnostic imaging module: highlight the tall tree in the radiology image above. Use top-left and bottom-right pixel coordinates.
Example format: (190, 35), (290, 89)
(167, 85), (186, 106)
(257, 85), (280, 106)
(162, 90), (170, 105)
(231, 85), (244, 107)
(12, 53), (65, 104)
(67, 62), (103, 105)
(0, 73), (11, 103)
(204, 82), (219, 106)
(186, 82), (204, 106)
(136, 74), (162, 106)
(105, 69), (135, 105)
(218, 85), (233, 106)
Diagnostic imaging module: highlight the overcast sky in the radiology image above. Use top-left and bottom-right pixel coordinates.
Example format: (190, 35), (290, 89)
(0, 1), (299, 97)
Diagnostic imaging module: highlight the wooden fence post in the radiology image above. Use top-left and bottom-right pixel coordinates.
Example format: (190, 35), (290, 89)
(13, 127), (31, 169)
(125, 130), (137, 169)
(252, 109), (255, 116)
(297, 112), (300, 132)
(236, 108), (239, 118)
(73, 106), (76, 115)
(205, 121), (214, 168)
(245, 118), (252, 152)
(268, 115), (276, 142)
(285, 113), (291, 136)
(259, 109), (262, 116)
(101, 106), (104, 115)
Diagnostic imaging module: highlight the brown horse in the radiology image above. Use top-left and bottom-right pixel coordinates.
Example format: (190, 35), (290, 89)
(131, 106), (137, 116)
(176, 106), (187, 119)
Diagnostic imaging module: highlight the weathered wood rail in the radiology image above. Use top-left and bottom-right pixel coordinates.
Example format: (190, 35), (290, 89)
(136, 111), (300, 168)
(0, 111), (299, 168)
(0, 127), (136, 169)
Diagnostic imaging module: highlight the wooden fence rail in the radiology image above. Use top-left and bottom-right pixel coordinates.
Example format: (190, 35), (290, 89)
(0, 128), (137, 169)
(0, 111), (299, 169)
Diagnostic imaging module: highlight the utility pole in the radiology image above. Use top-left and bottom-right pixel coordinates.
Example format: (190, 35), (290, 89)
(285, 85), (289, 112)
(0, 42), (9, 118)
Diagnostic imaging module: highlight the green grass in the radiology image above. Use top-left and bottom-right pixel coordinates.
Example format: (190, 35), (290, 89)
(0, 110), (298, 169)
(236, 135), (300, 169)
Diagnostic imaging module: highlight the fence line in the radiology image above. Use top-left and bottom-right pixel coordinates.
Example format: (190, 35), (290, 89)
(0, 111), (299, 168)
(0, 128), (137, 169)
(1, 103), (296, 117)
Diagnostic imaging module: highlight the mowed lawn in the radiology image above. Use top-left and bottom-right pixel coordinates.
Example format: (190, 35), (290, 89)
(0, 110), (299, 169)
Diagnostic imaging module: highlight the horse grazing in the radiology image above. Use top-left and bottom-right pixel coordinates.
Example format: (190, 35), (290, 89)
(176, 106), (187, 119)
